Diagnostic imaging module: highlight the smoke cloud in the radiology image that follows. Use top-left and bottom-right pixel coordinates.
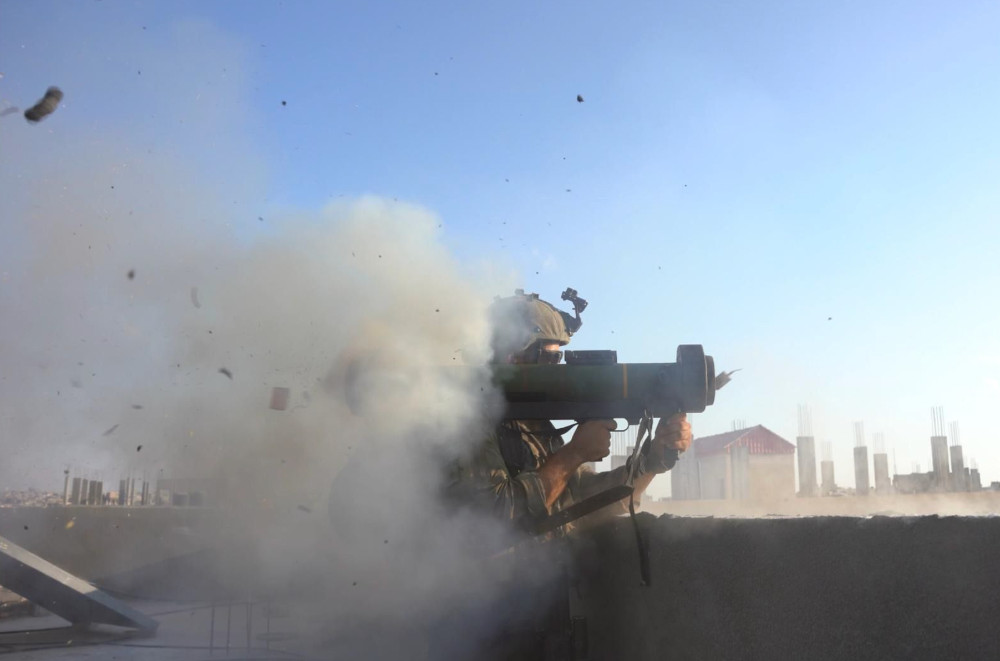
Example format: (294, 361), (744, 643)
(0, 16), (543, 656)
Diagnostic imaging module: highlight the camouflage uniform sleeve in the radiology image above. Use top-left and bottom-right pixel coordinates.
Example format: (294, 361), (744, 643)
(446, 431), (549, 521)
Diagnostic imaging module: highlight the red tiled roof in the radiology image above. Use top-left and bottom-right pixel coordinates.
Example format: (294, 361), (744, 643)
(694, 425), (795, 457)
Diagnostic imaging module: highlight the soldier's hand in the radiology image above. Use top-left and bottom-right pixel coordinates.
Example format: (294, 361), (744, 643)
(653, 413), (692, 453)
(567, 419), (614, 463)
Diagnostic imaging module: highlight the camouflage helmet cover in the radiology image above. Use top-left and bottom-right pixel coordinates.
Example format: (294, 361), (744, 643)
(489, 290), (580, 359)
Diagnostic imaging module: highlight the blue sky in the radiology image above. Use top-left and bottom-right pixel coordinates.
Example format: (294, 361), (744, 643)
(3, 1), (1000, 495)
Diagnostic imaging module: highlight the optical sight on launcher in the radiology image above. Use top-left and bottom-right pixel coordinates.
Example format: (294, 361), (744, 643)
(493, 345), (721, 423)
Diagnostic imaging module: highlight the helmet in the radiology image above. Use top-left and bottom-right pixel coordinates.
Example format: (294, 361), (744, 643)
(489, 289), (584, 361)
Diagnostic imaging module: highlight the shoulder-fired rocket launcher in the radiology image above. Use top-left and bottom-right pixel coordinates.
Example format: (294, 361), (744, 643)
(494, 345), (727, 423)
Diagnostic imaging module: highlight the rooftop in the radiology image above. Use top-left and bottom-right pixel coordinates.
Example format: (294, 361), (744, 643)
(694, 425), (796, 458)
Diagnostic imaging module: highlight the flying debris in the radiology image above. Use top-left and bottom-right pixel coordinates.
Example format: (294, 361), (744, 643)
(715, 369), (742, 390)
(127, 269), (135, 280)
(24, 87), (63, 123)
(270, 387), (290, 411)
(218, 367), (233, 380)
(576, 94), (584, 102)
(190, 287), (201, 309)
(0, 107), (19, 118)
(102, 424), (120, 437)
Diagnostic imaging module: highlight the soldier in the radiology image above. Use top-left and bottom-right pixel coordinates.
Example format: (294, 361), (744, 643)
(447, 289), (692, 528)
(438, 290), (693, 660)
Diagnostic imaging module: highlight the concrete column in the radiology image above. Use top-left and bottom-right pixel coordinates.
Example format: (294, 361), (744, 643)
(970, 469), (982, 491)
(796, 436), (818, 496)
(80, 479), (90, 506)
(854, 447), (870, 496)
(70, 477), (82, 505)
(62, 472), (71, 505)
(950, 446), (965, 492)
(118, 480), (128, 505)
(820, 460), (836, 495)
(873, 453), (891, 494)
(931, 436), (950, 490)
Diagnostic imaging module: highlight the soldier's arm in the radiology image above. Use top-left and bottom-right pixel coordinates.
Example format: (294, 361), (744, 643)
(446, 433), (550, 520)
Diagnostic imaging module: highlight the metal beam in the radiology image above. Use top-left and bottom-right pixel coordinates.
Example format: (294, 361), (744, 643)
(0, 535), (157, 632)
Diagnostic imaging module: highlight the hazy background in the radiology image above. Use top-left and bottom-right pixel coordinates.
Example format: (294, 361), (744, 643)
(3, 0), (1000, 498)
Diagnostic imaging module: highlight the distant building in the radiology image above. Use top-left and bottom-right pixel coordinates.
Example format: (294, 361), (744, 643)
(894, 467), (982, 495)
(893, 472), (934, 494)
(155, 477), (218, 507)
(671, 425), (796, 502)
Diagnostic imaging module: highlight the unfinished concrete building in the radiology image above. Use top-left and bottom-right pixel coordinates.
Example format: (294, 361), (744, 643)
(930, 406), (950, 491)
(949, 421), (966, 492)
(795, 405), (818, 496)
(872, 432), (891, 494)
(670, 425), (795, 502)
(819, 440), (837, 495)
(854, 422), (870, 495)
(820, 460), (836, 495)
(892, 413), (984, 495)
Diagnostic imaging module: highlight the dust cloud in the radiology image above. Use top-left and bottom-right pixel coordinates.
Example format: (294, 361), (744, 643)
(0, 17), (543, 657)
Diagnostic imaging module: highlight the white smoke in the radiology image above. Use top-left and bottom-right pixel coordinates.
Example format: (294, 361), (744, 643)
(0, 16), (543, 657)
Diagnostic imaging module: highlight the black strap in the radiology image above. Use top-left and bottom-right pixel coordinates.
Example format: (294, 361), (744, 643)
(518, 422), (579, 437)
(628, 411), (654, 586)
(524, 485), (634, 536)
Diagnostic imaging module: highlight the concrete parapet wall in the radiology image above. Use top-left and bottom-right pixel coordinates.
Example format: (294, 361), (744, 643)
(0, 506), (221, 590)
(572, 514), (1000, 660)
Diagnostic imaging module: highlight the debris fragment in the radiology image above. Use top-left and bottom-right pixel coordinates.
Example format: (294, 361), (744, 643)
(715, 369), (743, 390)
(270, 386), (290, 411)
(190, 287), (201, 308)
(136, 445), (143, 452)
(102, 424), (119, 436)
(65, 519), (75, 530)
(0, 106), (19, 118)
(297, 505), (312, 513)
(218, 367), (233, 380)
(127, 269), (135, 280)
(576, 94), (584, 103)
(24, 86), (63, 123)
(827, 317), (832, 321)
(281, 100), (287, 106)
(131, 404), (143, 410)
